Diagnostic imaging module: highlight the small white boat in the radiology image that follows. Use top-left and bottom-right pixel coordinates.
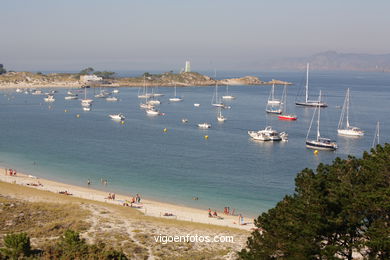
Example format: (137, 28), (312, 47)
(83, 106), (91, 111)
(147, 99), (161, 105)
(106, 96), (119, 102)
(65, 95), (78, 100)
(67, 90), (75, 95)
(109, 113), (125, 120)
(112, 89), (119, 94)
(146, 108), (160, 116)
(15, 88), (22, 93)
(169, 97), (183, 102)
(140, 103), (154, 109)
(198, 123), (211, 129)
(44, 95), (55, 102)
(194, 103), (200, 107)
(182, 118), (189, 123)
(81, 99), (93, 106)
(95, 90), (109, 98)
(31, 90), (43, 95)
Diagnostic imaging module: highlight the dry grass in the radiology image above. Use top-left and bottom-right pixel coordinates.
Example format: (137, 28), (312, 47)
(0, 181), (248, 259)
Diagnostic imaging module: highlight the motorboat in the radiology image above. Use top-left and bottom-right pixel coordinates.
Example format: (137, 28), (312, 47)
(146, 108), (160, 116)
(248, 126), (286, 141)
(106, 96), (119, 102)
(109, 113), (125, 120)
(44, 95), (55, 102)
(198, 123), (211, 129)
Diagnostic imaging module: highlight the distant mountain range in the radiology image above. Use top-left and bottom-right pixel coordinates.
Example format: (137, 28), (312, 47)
(261, 51), (390, 72)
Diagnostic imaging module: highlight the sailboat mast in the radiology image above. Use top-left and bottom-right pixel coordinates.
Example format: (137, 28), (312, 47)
(346, 88), (350, 128)
(305, 63), (309, 103)
(317, 91), (321, 140)
(271, 84), (275, 100)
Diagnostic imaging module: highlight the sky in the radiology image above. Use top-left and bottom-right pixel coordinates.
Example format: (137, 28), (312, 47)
(1, 0), (390, 71)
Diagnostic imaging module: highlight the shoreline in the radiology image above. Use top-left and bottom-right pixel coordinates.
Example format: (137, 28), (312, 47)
(0, 168), (255, 231)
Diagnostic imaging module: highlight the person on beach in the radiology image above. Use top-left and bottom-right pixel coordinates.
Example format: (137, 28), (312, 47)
(136, 194), (141, 203)
(213, 210), (218, 217)
(208, 208), (212, 217)
(87, 179), (91, 186)
(112, 193), (115, 200)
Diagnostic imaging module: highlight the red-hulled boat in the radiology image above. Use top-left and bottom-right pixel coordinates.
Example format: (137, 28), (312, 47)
(278, 114), (297, 120)
(278, 84), (298, 121)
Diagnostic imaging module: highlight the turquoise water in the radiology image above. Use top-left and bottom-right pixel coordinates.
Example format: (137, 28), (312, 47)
(0, 71), (389, 216)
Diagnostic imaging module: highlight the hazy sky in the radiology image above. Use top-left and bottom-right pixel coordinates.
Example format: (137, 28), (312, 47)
(1, 0), (389, 71)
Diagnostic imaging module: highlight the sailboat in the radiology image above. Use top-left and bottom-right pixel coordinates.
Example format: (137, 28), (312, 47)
(296, 63), (328, 107)
(306, 91), (337, 150)
(211, 77), (225, 107)
(169, 84), (183, 102)
(265, 84), (282, 114)
(372, 121), (380, 148)
(81, 87), (93, 107)
(138, 76), (152, 99)
(222, 84), (235, 100)
(216, 106), (226, 122)
(278, 84), (297, 120)
(337, 88), (364, 136)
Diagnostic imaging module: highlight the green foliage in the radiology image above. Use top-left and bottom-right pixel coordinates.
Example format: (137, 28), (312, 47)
(239, 144), (390, 260)
(143, 72), (152, 78)
(79, 67), (94, 75)
(0, 233), (31, 259)
(0, 64), (6, 75)
(93, 71), (116, 79)
(42, 229), (128, 259)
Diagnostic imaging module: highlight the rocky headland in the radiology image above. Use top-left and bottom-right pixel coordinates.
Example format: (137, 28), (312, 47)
(0, 71), (291, 89)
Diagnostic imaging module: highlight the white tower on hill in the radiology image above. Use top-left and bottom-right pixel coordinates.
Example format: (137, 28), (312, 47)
(185, 61), (191, 72)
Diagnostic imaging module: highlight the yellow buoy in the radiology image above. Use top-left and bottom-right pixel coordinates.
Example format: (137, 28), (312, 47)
(204, 135), (209, 139)
(76, 114), (80, 118)
(121, 120), (125, 124)
(163, 128), (167, 132)
(314, 150), (319, 155)
(64, 109), (68, 113)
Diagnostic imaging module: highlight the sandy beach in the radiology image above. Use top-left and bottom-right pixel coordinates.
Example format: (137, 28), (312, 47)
(0, 168), (255, 231)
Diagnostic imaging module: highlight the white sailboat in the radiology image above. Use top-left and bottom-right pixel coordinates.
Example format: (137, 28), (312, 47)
(337, 88), (364, 136)
(81, 87), (93, 107)
(372, 121), (380, 148)
(306, 91), (337, 150)
(138, 76), (152, 99)
(296, 63), (328, 107)
(198, 123), (211, 129)
(265, 84), (282, 114)
(216, 106), (226, 122)
(211, 79), (225, 107)
(222, 84), (236, 100)
(169, 84), (183, 102)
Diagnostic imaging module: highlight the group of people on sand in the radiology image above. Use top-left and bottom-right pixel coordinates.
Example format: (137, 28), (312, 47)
(208, 208), (221, 218)
(122, 194), (142, 208)
(5, 168), (17, 176)
(106, 193), (116, 200)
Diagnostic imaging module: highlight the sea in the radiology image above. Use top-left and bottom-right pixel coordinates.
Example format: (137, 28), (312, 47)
(0, 70), (389, 217)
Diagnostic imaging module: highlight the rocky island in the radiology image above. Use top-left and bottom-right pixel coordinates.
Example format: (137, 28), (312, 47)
(0, 70), (291, 89)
